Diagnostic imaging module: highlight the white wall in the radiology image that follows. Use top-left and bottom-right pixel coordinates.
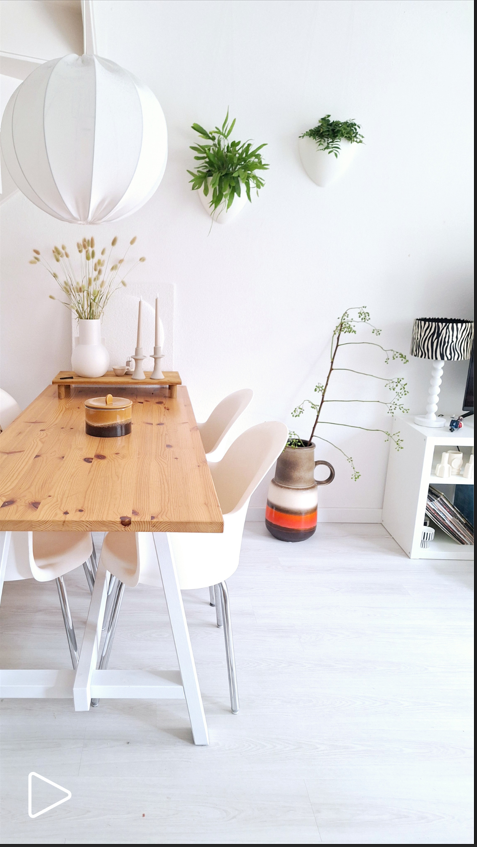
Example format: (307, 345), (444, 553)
(0, 0), (82, 60)
(0, 0), (473, 519)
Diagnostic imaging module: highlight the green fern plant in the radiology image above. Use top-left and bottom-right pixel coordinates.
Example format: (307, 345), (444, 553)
(300, 115), (364, 158)
(187, 111), (269, 218)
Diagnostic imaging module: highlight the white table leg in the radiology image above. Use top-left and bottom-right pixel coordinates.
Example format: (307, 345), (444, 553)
(0, 531), (11, 604)
(153, 533), (209, 746)
(73, 561), (108, 710)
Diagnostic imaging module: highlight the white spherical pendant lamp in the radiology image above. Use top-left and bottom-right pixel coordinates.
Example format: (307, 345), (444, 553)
(0, 53), (167, 223)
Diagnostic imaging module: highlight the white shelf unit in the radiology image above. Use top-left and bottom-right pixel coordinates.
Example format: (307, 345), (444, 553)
(383, 417), (474, 560)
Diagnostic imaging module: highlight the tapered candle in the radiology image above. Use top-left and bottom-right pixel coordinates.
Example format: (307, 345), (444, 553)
(136, 297), (143, 349)
(155, 296), (160, 347)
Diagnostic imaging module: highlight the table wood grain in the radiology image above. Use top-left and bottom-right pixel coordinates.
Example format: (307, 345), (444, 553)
(0, 385), (223, 534)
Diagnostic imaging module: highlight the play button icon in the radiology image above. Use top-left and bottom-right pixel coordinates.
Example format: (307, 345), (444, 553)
(28, 772), (72, 818)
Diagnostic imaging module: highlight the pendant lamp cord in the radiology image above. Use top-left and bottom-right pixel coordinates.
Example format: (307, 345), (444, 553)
(81, 0), (97, 55)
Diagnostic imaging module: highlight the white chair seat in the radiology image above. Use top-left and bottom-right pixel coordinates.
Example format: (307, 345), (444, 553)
(100, 532), (139, 587)
(33, 532), (94, 580)
(100, 511), (245, 591)
(5, 530), (93, 583)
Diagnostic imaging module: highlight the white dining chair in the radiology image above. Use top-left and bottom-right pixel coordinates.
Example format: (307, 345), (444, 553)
(197, 389), (253, 454)
(0, 531), (96, 669)
(0, 388), (22, 431)
(94, 421), (288, 712)
(0, 388), (96, 668)
(197, 388), (253, 611)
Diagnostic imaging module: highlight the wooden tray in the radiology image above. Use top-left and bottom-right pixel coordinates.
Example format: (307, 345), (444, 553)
(52, 370), (182, 398)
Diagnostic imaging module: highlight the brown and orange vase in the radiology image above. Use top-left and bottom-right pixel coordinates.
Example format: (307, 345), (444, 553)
(266, 443), (335, 542)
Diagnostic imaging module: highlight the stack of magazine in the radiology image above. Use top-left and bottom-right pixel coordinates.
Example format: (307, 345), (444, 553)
(426, 485), (474, 545)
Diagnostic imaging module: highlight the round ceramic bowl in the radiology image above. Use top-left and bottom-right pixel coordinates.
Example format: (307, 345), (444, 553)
(84, 394), (133, 437)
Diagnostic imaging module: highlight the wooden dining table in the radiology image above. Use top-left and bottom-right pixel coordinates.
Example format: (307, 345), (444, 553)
(0, 381), (224, 745)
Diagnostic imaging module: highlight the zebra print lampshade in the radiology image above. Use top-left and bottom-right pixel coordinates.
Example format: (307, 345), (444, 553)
(411, 318), (474, 361)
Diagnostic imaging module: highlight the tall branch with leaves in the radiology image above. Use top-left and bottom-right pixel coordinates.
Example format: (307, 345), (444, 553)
(29, 236), (146, 320)
(187, 111), (269, 218)
(289, 307), (409, 480)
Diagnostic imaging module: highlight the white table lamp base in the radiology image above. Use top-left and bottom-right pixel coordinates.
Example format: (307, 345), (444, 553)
(414, 360), (446, 428)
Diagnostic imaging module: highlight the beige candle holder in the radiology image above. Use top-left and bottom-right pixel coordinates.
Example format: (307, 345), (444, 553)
(131, 347), (146, 380)
(151, 345), (164, 380)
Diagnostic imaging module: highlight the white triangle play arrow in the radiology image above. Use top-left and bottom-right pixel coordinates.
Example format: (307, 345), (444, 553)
(28, 772), (72, 818)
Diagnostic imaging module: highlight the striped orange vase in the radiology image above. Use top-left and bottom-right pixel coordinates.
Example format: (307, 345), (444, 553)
(266, 444), (335, 542)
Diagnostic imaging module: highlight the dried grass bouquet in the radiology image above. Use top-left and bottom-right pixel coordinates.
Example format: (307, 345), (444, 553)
(29, 236), (146, 320)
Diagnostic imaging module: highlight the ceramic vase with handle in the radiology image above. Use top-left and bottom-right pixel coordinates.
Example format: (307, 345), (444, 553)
(266, 444), (335, 542)
(71, 319), (110, 378)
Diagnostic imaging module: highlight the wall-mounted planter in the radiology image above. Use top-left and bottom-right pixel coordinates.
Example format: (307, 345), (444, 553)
(199, 181), (248, 225)
(299, 137), (358, 187)
(189, 113), (268, 227)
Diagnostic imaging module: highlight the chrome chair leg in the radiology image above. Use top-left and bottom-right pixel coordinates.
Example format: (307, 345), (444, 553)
(209, 586), (215, 606)
(100, 580), (125, 669)
(102, 574), (119, 632)
(214, 584), (223, 627)
(90, 538), (98, 576)
(91, 580), (125, 707)
(83, 560), (95, 594)
(56, 576), (79, 670)
(218, 581), (239, 714)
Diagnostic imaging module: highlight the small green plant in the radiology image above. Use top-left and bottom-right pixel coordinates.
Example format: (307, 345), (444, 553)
(300, 115), (364, 158)
(288, 307), (409, 480)
(187, 111), (269, 219)
(29, 236), (145, 320)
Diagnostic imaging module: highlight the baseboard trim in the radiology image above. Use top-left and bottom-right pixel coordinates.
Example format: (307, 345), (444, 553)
(247, 506), (383, 524)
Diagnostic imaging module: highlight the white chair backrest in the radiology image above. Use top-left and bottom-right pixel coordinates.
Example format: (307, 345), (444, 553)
(71, 282), (175, 372)
(198, 389), (253, 454)
(0, 388), (21, 430)
(209, 421), (288, 515)
(3, 532), (35, 581)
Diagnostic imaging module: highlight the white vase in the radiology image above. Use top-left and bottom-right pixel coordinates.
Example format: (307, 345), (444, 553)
(199, 181), (248, 225)
(298, 136), (358, 187)
(71, 319), (110, 377)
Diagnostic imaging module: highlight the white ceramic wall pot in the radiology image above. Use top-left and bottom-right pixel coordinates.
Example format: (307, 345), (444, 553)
(71, 319), (110, 377)
(199, 182), (248, 225)
(298, 137), (357, 187)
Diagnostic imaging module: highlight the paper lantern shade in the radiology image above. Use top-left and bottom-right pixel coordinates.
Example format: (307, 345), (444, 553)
(0, 54), (167, 223)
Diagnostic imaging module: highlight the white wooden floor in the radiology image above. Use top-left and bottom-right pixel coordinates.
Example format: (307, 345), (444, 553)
(0, 523), (473, 844)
